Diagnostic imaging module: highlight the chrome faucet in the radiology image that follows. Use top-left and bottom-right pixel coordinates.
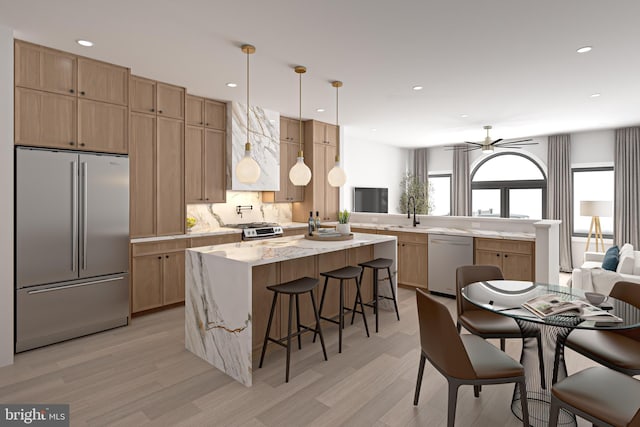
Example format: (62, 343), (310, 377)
(407, 196), (420, 227)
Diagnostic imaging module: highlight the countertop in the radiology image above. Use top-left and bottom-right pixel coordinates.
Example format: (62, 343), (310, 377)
(131, 220), (534, 244)
(348, 222), (535, 241)
(187, 233), (396, 266)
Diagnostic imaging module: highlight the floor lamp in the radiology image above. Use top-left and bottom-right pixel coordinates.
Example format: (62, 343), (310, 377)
(580, 200), (612, 252)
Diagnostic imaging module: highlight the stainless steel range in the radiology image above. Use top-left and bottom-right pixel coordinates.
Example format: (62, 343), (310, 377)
(227, 222), (284, 240)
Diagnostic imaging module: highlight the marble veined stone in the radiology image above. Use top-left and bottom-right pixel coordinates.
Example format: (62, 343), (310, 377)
(228, 102), (280, 191)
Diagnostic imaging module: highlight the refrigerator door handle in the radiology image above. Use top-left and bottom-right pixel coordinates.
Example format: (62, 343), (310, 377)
(82, 161), (88, 270)
(27, 277), (126, 294)
(71, 160), (78, 272)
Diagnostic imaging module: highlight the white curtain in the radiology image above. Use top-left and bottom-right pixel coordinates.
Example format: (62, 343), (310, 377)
(547, 134), (573, 272)
(452, 146), (470, 216)
(614, 127), (640, 247)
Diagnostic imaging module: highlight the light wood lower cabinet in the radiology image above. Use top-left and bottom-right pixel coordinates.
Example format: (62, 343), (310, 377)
(378, 230), (428, 289)
(131, 240), (187, 313)
(474, 238), (535, 281)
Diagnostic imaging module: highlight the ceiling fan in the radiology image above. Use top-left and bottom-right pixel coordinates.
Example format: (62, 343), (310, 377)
(445, 125), (536, 153)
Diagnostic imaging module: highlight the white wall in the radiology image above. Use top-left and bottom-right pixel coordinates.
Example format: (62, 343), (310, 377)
(570, 129), (615, 166)
(342, 129), (410, 214)
(0, 25), (13, 367)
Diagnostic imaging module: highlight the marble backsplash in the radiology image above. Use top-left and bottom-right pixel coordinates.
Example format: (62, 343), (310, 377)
(186, 191), (292, 231)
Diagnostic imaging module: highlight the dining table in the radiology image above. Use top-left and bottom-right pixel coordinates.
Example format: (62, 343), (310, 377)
(462, 280), (640, 427)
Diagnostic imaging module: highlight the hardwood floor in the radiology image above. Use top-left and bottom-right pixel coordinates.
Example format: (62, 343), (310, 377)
(0, 284), (596, 426)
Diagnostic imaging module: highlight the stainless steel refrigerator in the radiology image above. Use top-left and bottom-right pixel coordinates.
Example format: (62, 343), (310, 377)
(15, 147), (130, 352)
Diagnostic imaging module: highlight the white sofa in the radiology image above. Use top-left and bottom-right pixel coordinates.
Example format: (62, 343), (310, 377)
(571, 243), (640, 294)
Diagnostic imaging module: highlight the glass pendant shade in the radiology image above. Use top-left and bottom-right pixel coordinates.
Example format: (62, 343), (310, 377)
(289, 156), (312, 186)
(327, 159), (346, 187)
(236, 143), (261, 184)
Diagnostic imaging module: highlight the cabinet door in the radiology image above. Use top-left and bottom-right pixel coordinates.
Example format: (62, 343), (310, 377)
(398, 241), (428, 288)
(204, 99), (226, 130)
(163, 251), (185, 304)
(157, 117), (184, 236)
(502, 252), (533, 281)
(15, 88), (77, 149)
(475, 249), (503, 269)
(78, 99), (128, 153)
(157, 83), (185, 120)
(186, 95), (204, 126)
(204, 129), (226, 203)
(78, 58), (128, 105)
(185, 126), (204, 203)
(130, 113), (157, 238)
(15, 41), (77, 95)
(325, 123), (338, 147)
(281, 117), (300, 144)
(132, 255), (163, 312)
(324, 144), (339, 221)
(130, 76), (156, 114)
(312, 121), (326, 144)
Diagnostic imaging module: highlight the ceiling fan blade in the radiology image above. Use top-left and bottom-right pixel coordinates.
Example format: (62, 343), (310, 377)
(464, 141), (484, 147)
(463, 147), (481, 152)
(499, 138), (534, 145)
(444, 146), (470, 151)
(497, 142), (538, 147)
(490, 138), (503, 145)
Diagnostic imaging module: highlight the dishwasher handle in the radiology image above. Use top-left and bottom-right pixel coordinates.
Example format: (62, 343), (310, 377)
(430, 239), (472, 246)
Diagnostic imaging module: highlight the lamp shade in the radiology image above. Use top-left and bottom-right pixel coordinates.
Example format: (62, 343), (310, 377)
(289, 156), (311, 186)
(580, 200), (613, 217)
(327, 161), (346, 187)
(236, 144), (261, 184)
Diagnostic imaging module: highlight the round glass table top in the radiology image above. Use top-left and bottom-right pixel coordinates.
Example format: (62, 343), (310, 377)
(462, 280), (640, 330)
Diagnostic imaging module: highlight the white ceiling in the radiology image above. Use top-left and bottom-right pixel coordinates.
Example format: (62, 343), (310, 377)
(2, 0), (640, 147)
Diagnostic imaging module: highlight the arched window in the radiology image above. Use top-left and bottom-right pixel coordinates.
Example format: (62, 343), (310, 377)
(471, 153), (547, 219)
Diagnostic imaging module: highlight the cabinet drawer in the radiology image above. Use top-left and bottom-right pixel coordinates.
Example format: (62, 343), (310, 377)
(475, 238), (534, 255)
(351, 227), (377, 234)
(132, 239), (188, 256)
(189, 234), (240, 247)
(398, 231), (429, 244)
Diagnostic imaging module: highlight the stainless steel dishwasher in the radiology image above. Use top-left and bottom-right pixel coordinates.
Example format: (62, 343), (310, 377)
(428, 234), (474, 296)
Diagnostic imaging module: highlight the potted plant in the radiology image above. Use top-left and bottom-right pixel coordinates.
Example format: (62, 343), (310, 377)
(337, 210), (351, 234)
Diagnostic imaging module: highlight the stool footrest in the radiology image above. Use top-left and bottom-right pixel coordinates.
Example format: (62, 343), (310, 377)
(267, 323), (319, 347)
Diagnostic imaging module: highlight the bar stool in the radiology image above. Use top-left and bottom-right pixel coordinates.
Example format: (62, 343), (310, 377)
(352, 258), (400, 333)
(313, 266), (370, 353)
(258, 277), (328, 383)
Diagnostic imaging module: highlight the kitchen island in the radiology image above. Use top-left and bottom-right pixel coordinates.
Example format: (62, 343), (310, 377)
(185, 233), (397, 386)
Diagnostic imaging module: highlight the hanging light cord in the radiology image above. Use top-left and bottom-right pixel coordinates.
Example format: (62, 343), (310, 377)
(336, 85), (339, 127)
(299, 71), (303, 155)
(246, 49), (250, 145)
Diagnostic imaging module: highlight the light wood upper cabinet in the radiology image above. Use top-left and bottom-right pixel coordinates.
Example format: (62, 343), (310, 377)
(77, 58), (129, 105)
(15, 40), (77, 95)
(204, 99), (226, 130)
(311, 120), (337, 147)
(204, 129), (226, 202)
(15, 88), (76, 149)
(78, 99), (128, 153)
(186, 95), (204, 126)
(130, 76), (156, 114)
(281, 117), (301, 145)
(157, 83), (185, 120)
(130, 113), (157, 238)
(156, 117), (185, 236)
(185, 126), (204, 202)
(263, 136), (304, 203)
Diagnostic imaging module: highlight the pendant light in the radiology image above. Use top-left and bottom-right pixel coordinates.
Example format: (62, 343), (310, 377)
(235, 44), (261, 184)
(289, 66), (312, 186)
(327, 80), (347, 187)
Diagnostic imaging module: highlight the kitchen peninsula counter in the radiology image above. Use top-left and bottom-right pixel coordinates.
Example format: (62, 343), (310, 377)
(185, 233), (397, 386)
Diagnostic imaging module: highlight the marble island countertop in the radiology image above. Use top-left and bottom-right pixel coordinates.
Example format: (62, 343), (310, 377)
(349, 222), (535, 241)
(187, 233), (396, 266)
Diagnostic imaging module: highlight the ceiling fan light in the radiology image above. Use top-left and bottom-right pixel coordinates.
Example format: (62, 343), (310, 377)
(482, 145), (494, 154)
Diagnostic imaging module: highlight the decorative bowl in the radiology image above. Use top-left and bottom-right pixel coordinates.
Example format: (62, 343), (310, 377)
(584, 292), (607, 305)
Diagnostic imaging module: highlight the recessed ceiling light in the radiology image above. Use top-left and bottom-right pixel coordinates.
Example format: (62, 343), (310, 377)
(412, 85), (423, 91)
(576, 46), (592, 54)
(371, 128), (377, 132)
(316, 108), (325, 112)
(460, 114), (469, 118)
(76, 39), (94, 47)
(590, 93), (601, 98)
(226, 82), (237, 88)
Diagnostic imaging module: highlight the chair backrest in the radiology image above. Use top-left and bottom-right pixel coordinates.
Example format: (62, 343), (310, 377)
(455, 265), (504, 316)
(415, 288), (476, 380)
(611, 281), (640, 341)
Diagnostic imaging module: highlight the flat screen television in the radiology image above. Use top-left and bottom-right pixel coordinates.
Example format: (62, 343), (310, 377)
(353, 187), (388, 213)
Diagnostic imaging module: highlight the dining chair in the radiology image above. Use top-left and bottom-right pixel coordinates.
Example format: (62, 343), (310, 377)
(549, 366), (640, 427)
(456, 265), (546, 389)
(552, 281), (640, 383)
(413, 288), (530, 427)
